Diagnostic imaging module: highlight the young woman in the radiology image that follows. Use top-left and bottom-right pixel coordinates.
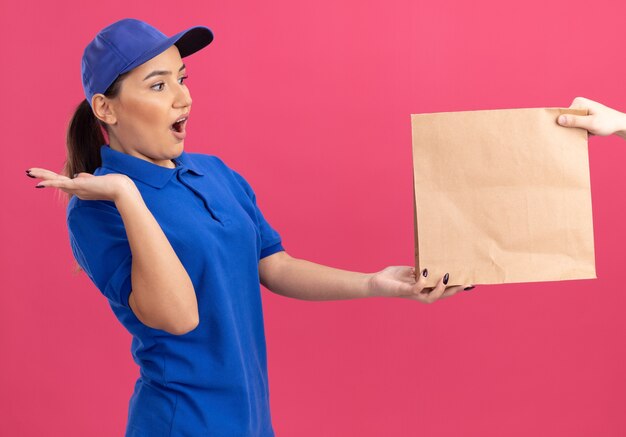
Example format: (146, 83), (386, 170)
(26, 18), (471, 437)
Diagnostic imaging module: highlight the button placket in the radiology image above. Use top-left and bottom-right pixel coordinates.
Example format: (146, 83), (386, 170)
(177, 169), (228, 225)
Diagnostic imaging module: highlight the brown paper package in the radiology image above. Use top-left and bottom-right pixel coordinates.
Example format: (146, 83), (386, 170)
(410, 107), (596, 288)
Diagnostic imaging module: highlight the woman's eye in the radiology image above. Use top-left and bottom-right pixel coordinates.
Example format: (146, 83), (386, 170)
(151, 75), (189, 91)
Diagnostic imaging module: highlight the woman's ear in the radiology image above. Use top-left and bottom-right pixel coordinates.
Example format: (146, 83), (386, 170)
(92, 94), (117, 126)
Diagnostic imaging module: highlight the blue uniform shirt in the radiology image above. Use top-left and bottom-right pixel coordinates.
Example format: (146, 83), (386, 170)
(66, 144), (284, 436)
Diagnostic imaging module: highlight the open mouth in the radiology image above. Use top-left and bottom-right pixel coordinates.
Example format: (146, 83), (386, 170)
(170, 117), (188, 133)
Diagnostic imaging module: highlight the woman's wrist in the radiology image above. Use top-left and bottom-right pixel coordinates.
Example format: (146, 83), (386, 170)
(615, 111), (626, 139)
(113, 177), (141, 205)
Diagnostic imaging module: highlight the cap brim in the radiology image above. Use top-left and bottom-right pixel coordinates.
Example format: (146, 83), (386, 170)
(117, 25), (214, 76)
(173, 26), (214, 58)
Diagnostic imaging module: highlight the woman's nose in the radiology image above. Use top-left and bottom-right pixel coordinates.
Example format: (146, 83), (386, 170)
(175, 84), (192, 107)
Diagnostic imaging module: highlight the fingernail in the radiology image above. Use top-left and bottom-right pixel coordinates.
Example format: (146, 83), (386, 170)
(73, 173), (78, 178)
(422, 268), (428, 277)
(35, 184), (44, 188)
(26, 171), (36, 178)
(464, 285), (475, 291)
(443, 273), (449, 285)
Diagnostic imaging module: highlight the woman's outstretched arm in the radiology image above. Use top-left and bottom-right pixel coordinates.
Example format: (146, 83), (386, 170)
(259, 251), (470, 304)
(259, 251), (371, 301)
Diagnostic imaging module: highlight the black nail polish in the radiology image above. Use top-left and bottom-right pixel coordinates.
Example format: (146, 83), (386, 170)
(35, 184), (44, 188)
(26, 172), (36, 178)
(464, 285), (475, 291)
(443, 273), (449, 285)
(422, 268), (428, 277)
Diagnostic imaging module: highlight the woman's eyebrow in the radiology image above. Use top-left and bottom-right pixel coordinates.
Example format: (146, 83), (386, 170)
(143, 63), (186, 81)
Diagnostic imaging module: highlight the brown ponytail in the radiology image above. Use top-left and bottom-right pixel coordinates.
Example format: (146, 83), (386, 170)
(64, 71), (129, 273)
(62, 70), (130, 202)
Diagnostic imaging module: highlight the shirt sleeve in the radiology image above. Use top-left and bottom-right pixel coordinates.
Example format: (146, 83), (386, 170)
(226, 166), (285, 259)
(67, 202), (133, 309)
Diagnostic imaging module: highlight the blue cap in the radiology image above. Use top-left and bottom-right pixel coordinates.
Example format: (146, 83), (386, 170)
(81, 18), (213, 108)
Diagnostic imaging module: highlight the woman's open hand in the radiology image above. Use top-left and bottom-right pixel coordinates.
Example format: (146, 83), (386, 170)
(26, 168), (134, 203)
(366, 266), (474, 304)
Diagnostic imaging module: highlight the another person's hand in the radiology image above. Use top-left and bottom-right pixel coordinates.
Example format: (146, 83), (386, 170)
(557, 96), (626, 139)
(366, 266), (474, 304)
(26, 168), (135, 202)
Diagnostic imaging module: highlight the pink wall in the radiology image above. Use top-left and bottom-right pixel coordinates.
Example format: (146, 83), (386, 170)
(4, 1), (626, 436)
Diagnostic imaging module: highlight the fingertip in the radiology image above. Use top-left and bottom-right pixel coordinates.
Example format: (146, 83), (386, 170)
(429, 276), (446, 297)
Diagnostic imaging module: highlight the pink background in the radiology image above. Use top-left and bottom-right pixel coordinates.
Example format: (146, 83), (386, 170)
(3, 1), (626, 436)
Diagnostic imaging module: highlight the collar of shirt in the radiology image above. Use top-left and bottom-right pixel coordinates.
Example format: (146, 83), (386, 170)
(99, 144), (205, 189)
